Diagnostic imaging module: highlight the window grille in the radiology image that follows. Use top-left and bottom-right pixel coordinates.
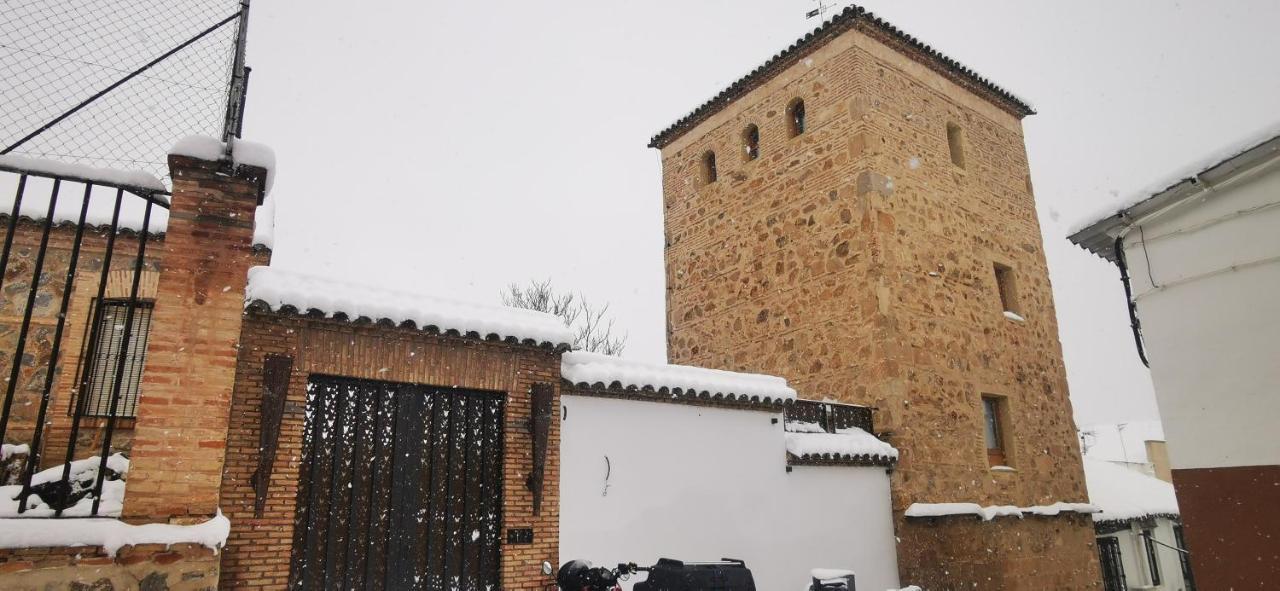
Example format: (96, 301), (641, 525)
(79, 300), (154, 417)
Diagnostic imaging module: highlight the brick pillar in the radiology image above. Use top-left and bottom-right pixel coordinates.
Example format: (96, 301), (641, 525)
(123, 152), (266, 521)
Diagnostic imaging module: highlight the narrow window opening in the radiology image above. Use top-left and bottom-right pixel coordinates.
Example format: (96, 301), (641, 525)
(81, 300), (154, 417)
(1098, 537), (1128, 591)
(743, 124), (760, 161)
(993, 262), (1020, 316)
(982, 395), (1008, 466)
(700, 151), (718, 185)
(1143, 530), (1163, 586)
(947, 122), (966, 168)
(787, 99), (806, 137)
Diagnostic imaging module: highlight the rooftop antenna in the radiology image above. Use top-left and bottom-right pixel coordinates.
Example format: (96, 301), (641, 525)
(806, 0), (834, 20)
(1116, 422), (1129, 462)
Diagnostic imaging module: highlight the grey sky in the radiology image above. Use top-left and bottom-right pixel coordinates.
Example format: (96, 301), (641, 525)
(244, 0), (1280, 427)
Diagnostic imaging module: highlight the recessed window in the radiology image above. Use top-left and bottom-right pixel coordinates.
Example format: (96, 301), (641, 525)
(1143, 530), (1162, 586)
(946, 122), (966, 168)
(743, 124), (760, 161)
(699, 150), (718, 185)
(80, 300), (154, 417)
(993, 263), (1020, 316)
(787, 98), (806, 137)
(982, 395), (1009, 466)
(1098, 537), (1126, 591)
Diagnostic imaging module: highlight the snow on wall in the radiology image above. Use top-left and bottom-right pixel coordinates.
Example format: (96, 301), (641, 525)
(244, 266), (574, 347)
(561, 351), (796, 403)
(0, 154), (166, 192)
(0, 511), (230, 556)
(560, 395), (900, 591)
(1083, 458), (1179, 523)
(784, 427), (899, 462)
(903, 501), (1098, 521)
(169, 135), (277, 195)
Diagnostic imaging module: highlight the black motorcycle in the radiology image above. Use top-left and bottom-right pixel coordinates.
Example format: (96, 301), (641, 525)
(546, 558), (756, 591)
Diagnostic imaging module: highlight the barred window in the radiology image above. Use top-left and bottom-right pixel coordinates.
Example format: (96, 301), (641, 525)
(80, 300), (154, 417)
(787, 98), (806, 137)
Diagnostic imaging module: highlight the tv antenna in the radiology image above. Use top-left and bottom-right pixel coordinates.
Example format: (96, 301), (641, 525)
(806, 0), (835, 20)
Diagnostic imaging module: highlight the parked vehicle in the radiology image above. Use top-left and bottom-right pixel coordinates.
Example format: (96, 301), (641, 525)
(547, 558), (756, 591)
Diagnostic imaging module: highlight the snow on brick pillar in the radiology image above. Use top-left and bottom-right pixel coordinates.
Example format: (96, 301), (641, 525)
(123, 151), (266, 521)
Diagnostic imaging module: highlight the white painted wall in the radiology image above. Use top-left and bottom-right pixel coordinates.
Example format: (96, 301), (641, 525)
(1098, 518), (1191, 591)
(1123, 159), (1280, 470)
(559, 395), (900, 591)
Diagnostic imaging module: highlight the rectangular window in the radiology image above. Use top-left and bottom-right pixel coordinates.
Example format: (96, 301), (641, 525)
(993, 263), (1020, 316)
(947, 122), (966, 168)
(1143, 529), (1162, 586)
(982, 395), (1008, 466)
(80, 300), (154, 417)
(1098, 537), (1128, 591)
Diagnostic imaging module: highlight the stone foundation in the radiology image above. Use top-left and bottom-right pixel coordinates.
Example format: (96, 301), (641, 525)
(897, 513), (1101, 590)
(0, 543), (219, 590)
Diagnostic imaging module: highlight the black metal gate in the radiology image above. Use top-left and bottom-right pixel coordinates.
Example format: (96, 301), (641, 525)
(290, 375), (505, 591)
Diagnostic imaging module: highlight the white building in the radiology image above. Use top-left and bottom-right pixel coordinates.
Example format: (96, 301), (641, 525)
(1085, 456), (1193, 591)
(557, 352), (903, 591)
(1070, 127), (1280, 586)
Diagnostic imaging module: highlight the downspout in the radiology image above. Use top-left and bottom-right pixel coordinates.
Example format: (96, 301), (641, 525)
(1114, 234), (1150, 367)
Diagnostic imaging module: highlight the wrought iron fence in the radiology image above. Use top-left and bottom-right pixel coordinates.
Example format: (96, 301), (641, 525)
(785, 398), (874, 434)
(1, 0), (250, 185)
(0, 162), (168, 517)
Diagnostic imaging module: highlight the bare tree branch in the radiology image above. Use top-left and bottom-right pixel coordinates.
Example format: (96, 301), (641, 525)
(501, 279), (627, 354)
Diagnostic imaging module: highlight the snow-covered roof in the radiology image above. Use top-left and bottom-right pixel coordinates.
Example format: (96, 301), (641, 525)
(1070, 122), (1280, 261)
(1083, 457), (1179, 524)
(0, 154), (166, 193)
(785, 424), (898, 464)
(560, 351), (796, 404)
(904, 501), (1098, 521)
(244, 266), (574, 348)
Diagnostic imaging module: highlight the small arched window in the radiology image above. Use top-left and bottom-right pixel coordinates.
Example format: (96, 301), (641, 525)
(701, 150), (718, 185)
(947, 122), (966, 168)
(787, 98), (806, 137)
(743, 124), (760, 161)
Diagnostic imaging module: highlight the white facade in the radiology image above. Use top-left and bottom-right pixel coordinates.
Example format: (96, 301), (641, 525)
(559, 394), (900, 591)
(1120, 152), (1280, 471)
(1098, 518), (1190, 591)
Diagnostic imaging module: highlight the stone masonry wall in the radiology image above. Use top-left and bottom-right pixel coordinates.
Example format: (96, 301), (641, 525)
(218, 311), (561, 590)
(0, 543), (219, 590)
(0, 219), (160, 465)
(658, 26), (1099, 589)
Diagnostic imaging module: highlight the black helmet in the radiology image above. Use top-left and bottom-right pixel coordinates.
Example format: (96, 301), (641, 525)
(557, 560), (616, 590)
(557, 560), (594, 589)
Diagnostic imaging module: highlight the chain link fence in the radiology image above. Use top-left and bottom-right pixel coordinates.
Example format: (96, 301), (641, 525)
(1, 0), (247, 185)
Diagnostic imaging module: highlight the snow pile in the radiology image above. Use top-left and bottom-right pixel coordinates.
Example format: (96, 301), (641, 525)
(905, 501), (1098, 521)
(785, 420), (827, 434)
(245, 266), (573, 347)
(1, 453), (130, 517)
(1002, 310), (1025, 322)
(1083, 457), (1179, 523)
(561, 351), (796, 402)
(811, 568), (855, 580)
(1070, 121), (1280, 234)
(1, 443), (29, 460)
(0, 154), (165, 192)
(170, 135), (277, 196)
(786, 426), (898, 462)
(0, 510), (230, 556)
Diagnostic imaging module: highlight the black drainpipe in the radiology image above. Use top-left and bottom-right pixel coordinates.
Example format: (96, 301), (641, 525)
(1114, 235), (1150, 367)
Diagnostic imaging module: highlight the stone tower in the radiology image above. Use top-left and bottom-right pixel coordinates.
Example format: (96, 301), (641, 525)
(651, 7), (1100, 589)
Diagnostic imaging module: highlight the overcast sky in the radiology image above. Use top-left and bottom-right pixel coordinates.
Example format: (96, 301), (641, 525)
(242, 0), (1280, 428)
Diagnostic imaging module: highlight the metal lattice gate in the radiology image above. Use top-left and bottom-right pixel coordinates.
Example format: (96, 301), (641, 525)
(290, 376), (505, 591)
